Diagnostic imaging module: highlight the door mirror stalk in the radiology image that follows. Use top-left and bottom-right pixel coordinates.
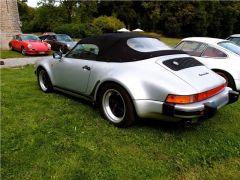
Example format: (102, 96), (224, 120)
(53, 51), (62, 59)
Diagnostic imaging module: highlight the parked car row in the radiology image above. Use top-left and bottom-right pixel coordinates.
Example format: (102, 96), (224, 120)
(8, 32), (77, 55)
(35, 33), (239, 127)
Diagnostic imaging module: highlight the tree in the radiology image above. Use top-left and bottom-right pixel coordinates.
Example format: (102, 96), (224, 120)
(141, 1), (160, 31)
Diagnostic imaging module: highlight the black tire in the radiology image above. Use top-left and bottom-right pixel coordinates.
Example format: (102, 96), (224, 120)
(59, 46), (66, 53)
(98, 83), (136, 127)
(215, 71), (236, 90)
(9, 43), (13, 51)
(37, 68), (53, 93)
(21, 46), (26, 55)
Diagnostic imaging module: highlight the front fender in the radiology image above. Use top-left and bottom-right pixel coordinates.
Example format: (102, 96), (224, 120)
(35, 57), (55, 85)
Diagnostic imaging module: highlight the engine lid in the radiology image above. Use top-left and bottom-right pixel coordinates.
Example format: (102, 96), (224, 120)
(156, 56), (225, 93)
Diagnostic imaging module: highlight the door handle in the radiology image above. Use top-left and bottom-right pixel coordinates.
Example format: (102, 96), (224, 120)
(82, 65), (91, 71)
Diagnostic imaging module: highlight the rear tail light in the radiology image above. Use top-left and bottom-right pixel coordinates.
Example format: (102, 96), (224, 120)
(165, 84), (226, 104)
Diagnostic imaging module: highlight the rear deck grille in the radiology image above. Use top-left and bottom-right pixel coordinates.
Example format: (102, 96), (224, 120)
(163, 57), (203, 71)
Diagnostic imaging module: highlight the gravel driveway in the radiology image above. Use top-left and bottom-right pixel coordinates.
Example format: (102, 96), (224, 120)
(0, 56), (52, 68)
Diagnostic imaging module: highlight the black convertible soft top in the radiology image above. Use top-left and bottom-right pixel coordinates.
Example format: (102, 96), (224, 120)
(78, 33), (186, 62)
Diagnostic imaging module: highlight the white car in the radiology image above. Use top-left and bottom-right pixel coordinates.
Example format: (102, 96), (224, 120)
(175, 37), (240, 91)
(227, 34), (240, 46)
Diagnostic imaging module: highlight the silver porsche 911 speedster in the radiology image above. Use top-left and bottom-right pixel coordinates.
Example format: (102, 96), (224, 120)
(35, 33), (239, 127)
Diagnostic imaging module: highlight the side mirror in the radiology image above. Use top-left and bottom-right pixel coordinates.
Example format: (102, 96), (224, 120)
(53, 51), (62, 59)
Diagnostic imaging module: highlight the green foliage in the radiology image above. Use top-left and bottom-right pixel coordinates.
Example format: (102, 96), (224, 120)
(18, 1), (240, 38)
(92, 16), (125, 33)
(79, 24), (102, 37)
(54, 24), (81, 38)
(53, 23), (102, 38)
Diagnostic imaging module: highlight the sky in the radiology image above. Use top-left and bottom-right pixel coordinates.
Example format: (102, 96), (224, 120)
(27, 0), (39, 8)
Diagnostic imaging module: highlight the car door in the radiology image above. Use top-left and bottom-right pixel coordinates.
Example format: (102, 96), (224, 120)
(52, 43), (99, 93)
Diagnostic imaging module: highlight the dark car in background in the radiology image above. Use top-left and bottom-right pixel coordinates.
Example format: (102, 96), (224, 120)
(227, 34), (240, 46)
(39, 34), (77, 53)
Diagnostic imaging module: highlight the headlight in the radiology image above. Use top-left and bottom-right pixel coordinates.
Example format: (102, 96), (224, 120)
(28, 44), (32, 48)
(47, 44), (51, 48)
(67, 44), (70, 48)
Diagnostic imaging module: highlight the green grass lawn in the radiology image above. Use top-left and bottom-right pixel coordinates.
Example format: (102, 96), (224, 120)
(0, 50), (26, 59)
(1, 66), (240, 179)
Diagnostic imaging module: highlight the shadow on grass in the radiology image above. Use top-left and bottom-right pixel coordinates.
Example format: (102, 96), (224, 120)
(53, 89), (206, 132)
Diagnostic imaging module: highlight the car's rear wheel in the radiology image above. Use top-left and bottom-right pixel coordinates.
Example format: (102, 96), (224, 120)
(215, 71), (235, 90)
(21, 46), (26, 55)
(98, 83), (136, 127)
(37, 68), (53, 93)
(9, 43), (13, 51)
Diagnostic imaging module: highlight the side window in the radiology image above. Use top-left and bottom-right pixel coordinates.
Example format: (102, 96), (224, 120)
(46, 35), (56, 41)
(66, 44), (99, 60)
(175, 42), (185, 50)
(39, 35), (47, 40)
(230, 37), (240, 45)
(201, 47), (227, 58)
(177, 41), (206, 56)
(15, 35), (19, 40)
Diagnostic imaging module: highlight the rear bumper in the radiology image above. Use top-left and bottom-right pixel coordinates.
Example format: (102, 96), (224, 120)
(134, 88), (239, 121)
(234, 79), (240, 91)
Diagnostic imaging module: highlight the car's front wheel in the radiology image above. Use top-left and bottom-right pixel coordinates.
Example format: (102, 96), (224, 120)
(37, 68), (53, 93)
(98, 83), (136, 127)
(21, 46), (26, 55)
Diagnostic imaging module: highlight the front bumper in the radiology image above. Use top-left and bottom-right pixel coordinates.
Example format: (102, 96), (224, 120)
(134, 88), (239, 121)
(26, 50), (51, 55)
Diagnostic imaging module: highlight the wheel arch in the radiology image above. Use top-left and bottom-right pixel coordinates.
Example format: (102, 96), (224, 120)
(94, 80), (135, 104)
(36, 63), (55, 85)
(212, 68), (236, 89)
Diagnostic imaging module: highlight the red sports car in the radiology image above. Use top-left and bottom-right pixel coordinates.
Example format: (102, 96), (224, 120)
(9, 34), (51, 55)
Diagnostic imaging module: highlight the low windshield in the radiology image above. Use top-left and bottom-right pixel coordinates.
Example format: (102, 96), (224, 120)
(218, 41), (240, 56)
(127, 38), (171, 52)
(21, 35), (40, 41)
(56, 34), (72, 42)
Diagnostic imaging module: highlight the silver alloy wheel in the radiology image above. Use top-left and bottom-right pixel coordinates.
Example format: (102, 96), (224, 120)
(102, 89), (126, 123)
(38, 70), (48, 91)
